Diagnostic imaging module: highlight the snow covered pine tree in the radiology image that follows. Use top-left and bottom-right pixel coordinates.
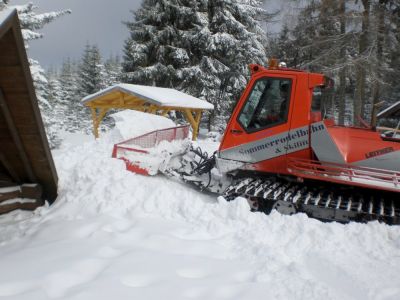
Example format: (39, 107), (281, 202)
(0, 1), (70, 147)
(271, 1), (400, 126)
(122, 0), (268, 131)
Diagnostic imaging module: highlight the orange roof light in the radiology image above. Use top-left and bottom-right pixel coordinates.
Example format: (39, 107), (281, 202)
(268, 58), (279, 69)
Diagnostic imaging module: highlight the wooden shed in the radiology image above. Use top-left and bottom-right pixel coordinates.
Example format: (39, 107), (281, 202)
(0, 9), (58, 213)
(82, 84), (214, 140)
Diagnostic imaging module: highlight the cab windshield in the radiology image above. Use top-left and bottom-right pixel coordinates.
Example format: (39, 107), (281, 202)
(238, 77), (292, 132)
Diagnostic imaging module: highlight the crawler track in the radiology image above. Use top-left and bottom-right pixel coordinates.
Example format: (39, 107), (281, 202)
(223, 177), (400, 225)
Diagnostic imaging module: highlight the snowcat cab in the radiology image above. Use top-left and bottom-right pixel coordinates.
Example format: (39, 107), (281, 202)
(211, 61), (400, 223)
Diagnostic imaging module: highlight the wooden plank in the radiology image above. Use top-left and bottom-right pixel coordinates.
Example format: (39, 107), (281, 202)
(0, 89), (36, 182)
(0, 198), (43, 215)
(0, 65), (24, 78)
(0, 86), (28, 95)
(0, 79), (27, 88)
(0, 32), (19, 66)
(0, 152), (20, 182)
(0, 190), (20, 203)
(0, 175), (13, 187)
(20, 184), (42, 200)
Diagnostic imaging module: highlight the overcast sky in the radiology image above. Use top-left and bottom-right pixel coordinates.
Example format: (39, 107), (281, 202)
(12, 0), (142, 68)
(11, 0), (288, 69)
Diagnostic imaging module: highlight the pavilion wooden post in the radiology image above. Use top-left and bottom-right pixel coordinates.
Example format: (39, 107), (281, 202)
(193, 110), (202, 140)
(90, 108), (98, 138)
(90, 107), (109, 139)
(184, 108), (202, 140)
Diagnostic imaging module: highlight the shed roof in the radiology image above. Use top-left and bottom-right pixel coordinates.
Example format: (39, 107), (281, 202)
(82, 84), (214, 110)
(0, 8), (13, 26)
(378, 101), (400, 119)
(0, 9), (58, 202)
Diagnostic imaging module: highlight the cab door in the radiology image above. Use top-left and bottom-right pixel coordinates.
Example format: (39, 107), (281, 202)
(218, 73), (297, 165)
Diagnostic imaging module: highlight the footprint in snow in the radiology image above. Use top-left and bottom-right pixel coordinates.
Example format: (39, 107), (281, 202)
(120, 274), (157, 288)
(176, 268), (208, 279)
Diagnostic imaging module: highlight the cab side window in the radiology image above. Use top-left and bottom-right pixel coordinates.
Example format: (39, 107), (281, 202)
(238, 78), (292, 132)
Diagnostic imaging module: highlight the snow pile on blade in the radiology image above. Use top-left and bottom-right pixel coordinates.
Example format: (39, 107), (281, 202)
(110, 110), (191, 175)
(111, 110), (177, 140)
(0, 131), (399, 300)
(113, 126), (190, 176)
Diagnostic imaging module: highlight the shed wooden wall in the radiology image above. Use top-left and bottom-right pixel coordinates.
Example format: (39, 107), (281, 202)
(0, 11), (58, 203)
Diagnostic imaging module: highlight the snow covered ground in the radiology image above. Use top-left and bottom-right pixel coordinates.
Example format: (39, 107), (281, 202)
(1, 117), (400, 300)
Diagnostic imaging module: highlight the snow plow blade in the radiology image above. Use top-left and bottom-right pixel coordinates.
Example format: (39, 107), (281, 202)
(112, 125), (190, 175)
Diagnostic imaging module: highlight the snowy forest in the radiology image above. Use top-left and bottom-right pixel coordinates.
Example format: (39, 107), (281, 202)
(1, 0), (399, 147)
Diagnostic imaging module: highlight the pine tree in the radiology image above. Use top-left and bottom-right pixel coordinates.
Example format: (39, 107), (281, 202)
(123, 0), (268, 130)
(272, 1), (364, 124)
(58, 58), (86, 132)
(0, 0), (8, 10)
(12, 2), (70, 42)
(104, 55), (122, 86)
(44, 68), (63, 147)
(77, 44), (106, 97)
(122, 0), (198, 87)
(270, 24), (297, 67)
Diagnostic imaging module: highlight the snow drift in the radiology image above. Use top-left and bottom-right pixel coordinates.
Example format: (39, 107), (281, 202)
(0, 126), (399, 299)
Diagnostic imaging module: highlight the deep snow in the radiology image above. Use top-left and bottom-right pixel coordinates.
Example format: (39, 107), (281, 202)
(0, 119), (400, 300)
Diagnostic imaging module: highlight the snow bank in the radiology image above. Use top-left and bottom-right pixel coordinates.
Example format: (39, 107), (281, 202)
(120, 139), (190, 175)
(0, 131), (399, 300)
(110, 110), (177, 141)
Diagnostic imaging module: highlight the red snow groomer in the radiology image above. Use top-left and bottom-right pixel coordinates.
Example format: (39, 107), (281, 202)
(164, 60), (400, 224)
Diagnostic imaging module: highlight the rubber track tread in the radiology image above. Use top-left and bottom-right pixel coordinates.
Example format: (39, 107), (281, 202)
(224, 177), (400, 225)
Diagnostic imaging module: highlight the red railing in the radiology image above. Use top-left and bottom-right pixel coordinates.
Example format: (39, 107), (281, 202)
(115, 125), (190, 149)
(287, 158), (400, 192)
(112, 125), (190, 175)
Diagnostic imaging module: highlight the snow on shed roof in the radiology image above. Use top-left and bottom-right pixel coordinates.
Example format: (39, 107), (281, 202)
(378, 101), (400, 119)
(0, 8), (16, 28)
(82, 84), (214, 110)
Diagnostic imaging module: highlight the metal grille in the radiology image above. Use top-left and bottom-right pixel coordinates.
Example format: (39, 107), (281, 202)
(118, 125), (190, 149)
(112, 125), (190, 160)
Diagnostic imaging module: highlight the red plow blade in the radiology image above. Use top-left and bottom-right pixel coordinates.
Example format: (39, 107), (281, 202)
(112, 125), (190, 175)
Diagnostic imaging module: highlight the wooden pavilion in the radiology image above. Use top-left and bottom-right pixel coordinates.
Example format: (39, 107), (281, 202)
(0, 9), (58, 213)
(82, 84), (214, 140)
